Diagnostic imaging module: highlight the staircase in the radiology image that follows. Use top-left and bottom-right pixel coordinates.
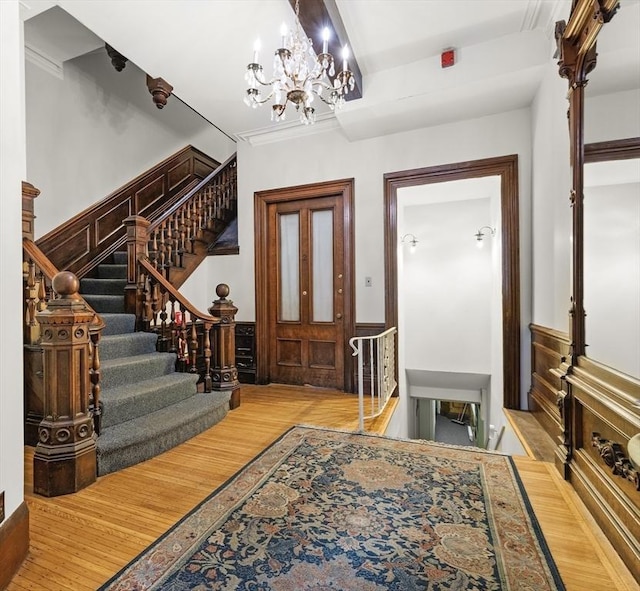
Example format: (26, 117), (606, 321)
(81, 252), (231, 475)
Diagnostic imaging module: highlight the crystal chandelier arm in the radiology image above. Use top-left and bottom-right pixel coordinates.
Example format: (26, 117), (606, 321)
(249, 88), (276, 104)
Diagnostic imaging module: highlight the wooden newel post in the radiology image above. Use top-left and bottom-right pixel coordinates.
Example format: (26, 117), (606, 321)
(124, 215), (150, 320)
(34, 271), (97, 497)
(208, 284), (241, 409)
(22, 181), (40, 240)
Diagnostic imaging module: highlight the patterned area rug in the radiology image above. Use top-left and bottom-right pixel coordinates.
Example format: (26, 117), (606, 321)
(100, 426), (565, 590)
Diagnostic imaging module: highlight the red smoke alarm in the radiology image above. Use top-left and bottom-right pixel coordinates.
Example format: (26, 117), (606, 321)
(441, 48), (456, 68)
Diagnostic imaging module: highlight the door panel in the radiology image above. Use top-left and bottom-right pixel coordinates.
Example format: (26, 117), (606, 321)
(267, 195), (344, 389)
(255, 178), (354, 392)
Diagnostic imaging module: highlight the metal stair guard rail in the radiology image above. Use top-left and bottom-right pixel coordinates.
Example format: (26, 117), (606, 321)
(349, 327), (398, 431)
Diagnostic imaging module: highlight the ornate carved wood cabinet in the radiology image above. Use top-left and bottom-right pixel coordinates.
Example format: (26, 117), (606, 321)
(549, 0), (640, 581)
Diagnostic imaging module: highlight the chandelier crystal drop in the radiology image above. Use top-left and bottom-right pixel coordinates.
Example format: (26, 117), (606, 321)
(244, 0), (355, 125)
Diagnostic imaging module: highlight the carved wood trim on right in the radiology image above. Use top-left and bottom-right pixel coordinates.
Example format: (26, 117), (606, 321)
(528, 323), (571, 446)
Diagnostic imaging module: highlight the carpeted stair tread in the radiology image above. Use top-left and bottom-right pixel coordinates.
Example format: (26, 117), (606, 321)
(100, 332), (159, 361)
(96, 390), (231, 475)
(113, 251), (127, 265)
(98, 264), (127, 279)
(100, 313), (136, 335)
(100, 372), (200, 429)
(81, 277), (126, 295)
(101, 352), (177, 390)
(84, 294), (125, 314)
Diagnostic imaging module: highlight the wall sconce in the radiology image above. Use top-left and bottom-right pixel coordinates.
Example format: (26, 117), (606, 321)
(475, 226), (495, 248)
(401, 233), (419, 253)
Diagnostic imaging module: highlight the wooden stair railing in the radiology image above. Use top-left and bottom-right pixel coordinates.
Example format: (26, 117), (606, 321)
(124, 153), (237, 316)
(21, 148), (238, 496)
(137, 256), (240, 409)
(145, 153), (237, 284)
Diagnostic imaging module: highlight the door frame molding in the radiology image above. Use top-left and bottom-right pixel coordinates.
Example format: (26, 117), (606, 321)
(383, 155), (520, 409)
(255, 178), (355, 391)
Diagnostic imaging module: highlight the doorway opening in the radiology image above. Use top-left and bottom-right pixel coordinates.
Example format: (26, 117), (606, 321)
(384, 156), (520, 411)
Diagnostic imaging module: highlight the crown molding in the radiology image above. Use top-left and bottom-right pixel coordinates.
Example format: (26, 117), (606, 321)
(25, 43), (63, 79)
(235, 112), (340, 146)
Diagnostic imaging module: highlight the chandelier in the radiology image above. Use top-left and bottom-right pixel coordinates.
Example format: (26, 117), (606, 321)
(244, 0), (355, 125)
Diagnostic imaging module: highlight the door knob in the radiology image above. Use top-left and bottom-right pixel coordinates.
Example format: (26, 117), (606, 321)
(336, 313), (342, 319)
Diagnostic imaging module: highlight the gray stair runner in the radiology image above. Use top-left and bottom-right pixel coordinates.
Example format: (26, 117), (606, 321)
(81, 252), (230, 476)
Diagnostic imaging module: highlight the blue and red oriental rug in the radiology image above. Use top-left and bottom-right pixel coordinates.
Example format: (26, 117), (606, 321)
(100, 426), (564, 590)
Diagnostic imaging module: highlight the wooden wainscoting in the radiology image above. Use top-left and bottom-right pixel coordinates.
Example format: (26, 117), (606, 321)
(351, 323), (386, 394)
(0, 502), (29, 590)
(566, 357), (640, 583)
(36, 146), (219, 277)
(529, 324), (571, 446)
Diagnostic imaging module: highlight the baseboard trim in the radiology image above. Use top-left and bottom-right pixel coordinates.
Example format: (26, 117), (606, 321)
(0, 501), (29, 590)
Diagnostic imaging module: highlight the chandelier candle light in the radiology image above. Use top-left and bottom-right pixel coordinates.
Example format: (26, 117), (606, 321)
(244, 0), (355, 125)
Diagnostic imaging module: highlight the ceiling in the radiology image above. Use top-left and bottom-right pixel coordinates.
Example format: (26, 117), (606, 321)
(20, 0), (640, 145)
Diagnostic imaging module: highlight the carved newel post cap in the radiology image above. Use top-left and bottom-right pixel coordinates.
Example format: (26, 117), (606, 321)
(52, 271), (80, 299)
(216, 283), (230, 300)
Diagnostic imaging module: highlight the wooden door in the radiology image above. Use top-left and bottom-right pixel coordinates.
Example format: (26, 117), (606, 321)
(255, 179), (354, 391)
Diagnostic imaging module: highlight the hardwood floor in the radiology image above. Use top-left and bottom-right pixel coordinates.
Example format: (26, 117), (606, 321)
(8, 385), (636, 590)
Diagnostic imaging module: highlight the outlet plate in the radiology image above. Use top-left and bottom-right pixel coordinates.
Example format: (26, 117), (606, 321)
(0, 490), (4, 524)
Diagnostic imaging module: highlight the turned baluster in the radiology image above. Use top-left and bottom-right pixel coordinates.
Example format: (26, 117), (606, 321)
(168, 298), (178, 354)
(208, 284), (240, 409)
(203, 321), (212, 392)
(178, 207), (187, 265)
(177, 309), (188, 372)
(24, 260), (39, 344)
(206, 186), (214, 228)
(158, 221), (166, 272)
(34, 271), (97, 497)
(90, 330), (102, 435)
(140, 273), (152, 332)
(190, 199), (198, 250)
(189, 317), (198, 374)
(157, 285), (169, 351)
(149, 228), (159, 268)
(37, 271), (49, 311)
(196, 190), (204, 235)
(150, 278), (161, 330)
(224, 168), (230, 209)
(165, 220), (174, 274)
(172, 214), (181, 267)
(185, 203), (194, 253)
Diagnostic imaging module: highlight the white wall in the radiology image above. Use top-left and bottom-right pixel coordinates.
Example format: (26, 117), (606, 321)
(530, 63), (572, 331)
(26, 49), (236, 238)
(0, 0), (26, 523)
(198, 108), (535, 435)
(401, 198), (493, 372)
(585, 88), (640, 144)
(231, 108), (532, 324)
